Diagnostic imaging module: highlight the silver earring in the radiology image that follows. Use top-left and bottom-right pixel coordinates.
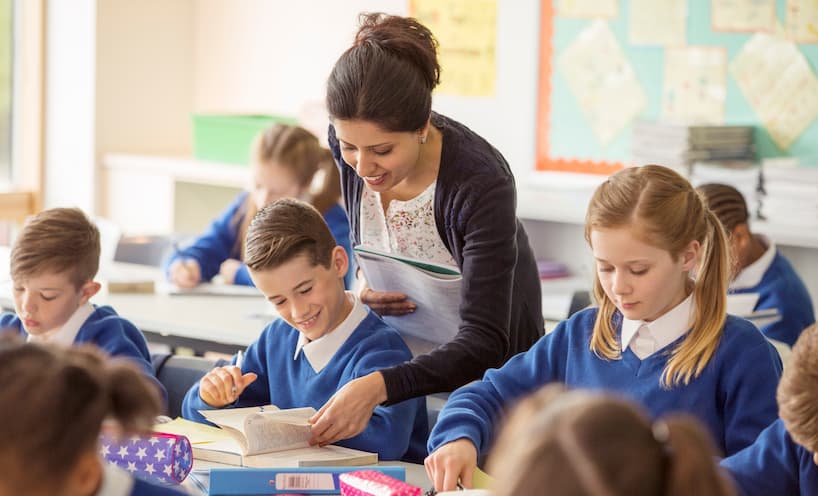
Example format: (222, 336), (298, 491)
(419, 134), (427, 144)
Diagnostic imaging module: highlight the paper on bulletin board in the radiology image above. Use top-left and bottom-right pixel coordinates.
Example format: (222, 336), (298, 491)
(712, 0), (776, 32)
(662, 47), (727, 124)
(555, 0), (617, 18)
(558, 20), (647, 145)
(410, 0), (496, 97)
(786, 0), (818, 43)
(629, 0), (687, 46)
(731, 32), (818, 149)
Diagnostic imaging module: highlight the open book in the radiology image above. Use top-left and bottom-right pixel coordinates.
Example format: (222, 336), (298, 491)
(155, 406), (377, 468)
(354, 245), (462, 346)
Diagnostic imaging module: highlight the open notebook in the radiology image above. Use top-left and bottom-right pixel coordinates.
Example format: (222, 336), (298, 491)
(155, 406), (377, 468)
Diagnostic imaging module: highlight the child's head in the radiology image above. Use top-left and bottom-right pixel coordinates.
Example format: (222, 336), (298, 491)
(696, 183), (752, 277)
(584, 165), (731, 386)
(0, 335), (162, 496)
(488, 384), (735, 496)
(10, 208), (102, 336)
(244, 198), (350, 341)
(777, 323), (818, 463)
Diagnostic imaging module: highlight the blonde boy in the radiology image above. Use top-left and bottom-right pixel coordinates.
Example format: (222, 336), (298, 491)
(181, 199), (427, 462)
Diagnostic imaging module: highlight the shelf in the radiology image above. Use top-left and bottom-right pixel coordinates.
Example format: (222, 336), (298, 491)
(103, 154), (251, 189)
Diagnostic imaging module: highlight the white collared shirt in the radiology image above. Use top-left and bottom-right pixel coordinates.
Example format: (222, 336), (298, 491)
(27, 302), (95, 346)
(96, 461), (134, 496)
(621, 293), (695, 359)
(293, 292), (367, 373)
(730, 235), (776, 290)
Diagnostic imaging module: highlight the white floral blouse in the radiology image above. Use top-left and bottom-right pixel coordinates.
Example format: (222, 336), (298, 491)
(359, 182), (457, 267)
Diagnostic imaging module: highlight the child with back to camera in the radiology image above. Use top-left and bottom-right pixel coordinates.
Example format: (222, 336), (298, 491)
(165, 123), (354, 289)
(424, 165), (782, 492)
(0, 207), (165, 403)
(181, 198), (427, 462)
(0, 335), (183, 496)
(488, 384), (736, 496)
(697, 182), (815, 348)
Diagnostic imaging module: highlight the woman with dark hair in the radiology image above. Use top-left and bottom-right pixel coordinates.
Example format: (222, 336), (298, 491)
(309, 12), (543, 447)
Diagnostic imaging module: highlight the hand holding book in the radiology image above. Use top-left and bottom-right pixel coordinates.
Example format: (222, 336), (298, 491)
(359, 282), (416, 316)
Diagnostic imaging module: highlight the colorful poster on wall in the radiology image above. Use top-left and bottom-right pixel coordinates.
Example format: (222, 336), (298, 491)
(786, 0), (818, 43)
(731, 32), (818, 149)
(555, 0), (617, 18)
(663, 47), (727, 124)
(558, 20), (647, 145)
(629, 0), (687, 45)
(712, 0), (776, 32)
(410, 0), (496, 97)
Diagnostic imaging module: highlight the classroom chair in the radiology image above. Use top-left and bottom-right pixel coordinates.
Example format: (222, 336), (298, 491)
(152, 353), (224, 418)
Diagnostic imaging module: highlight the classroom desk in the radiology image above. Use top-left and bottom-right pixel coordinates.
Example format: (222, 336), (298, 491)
(0, 247), (273, 354)
(181, 459), (430, 495)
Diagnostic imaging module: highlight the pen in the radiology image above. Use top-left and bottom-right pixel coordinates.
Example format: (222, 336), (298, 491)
(232, 350), (244, 397)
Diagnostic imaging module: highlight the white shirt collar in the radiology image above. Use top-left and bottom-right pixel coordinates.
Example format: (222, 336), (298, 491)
(730, 235), (776, 290)
(621, 293), (694, 358)
(293, 292), (368, 373)
(96, 461), (135, 496)
(27, 302), (94, 346)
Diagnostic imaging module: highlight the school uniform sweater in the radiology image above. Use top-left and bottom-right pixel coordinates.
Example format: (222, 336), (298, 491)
(181, 310), (428, 463)
(328, 112), (544, 404)
(721, 419), (818, 496)
(0, 305), (166, 404)
(163, 192), (354, 288)
(427, 308), (782, 457)
(730, 251), (815, 347)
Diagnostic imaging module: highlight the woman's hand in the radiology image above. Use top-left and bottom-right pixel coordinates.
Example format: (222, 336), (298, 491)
(169, 259), (202, 288)
(360, 284), (415, 316)
(308, 372), (387, 446)
(219, 259), (243, 284)
(424, 439), (478, 492)
(199, 365), (258, 407)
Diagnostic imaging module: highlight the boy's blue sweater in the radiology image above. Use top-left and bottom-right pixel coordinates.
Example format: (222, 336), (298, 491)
(182, 311), (428, 463)
(731, 251), (815, 347)
(0, 305), (167, 405)
(163, 192), (355, 288)
(721, 419), (818, 496)
(131, 477), (186, 495)
(428, 308), (782, 457)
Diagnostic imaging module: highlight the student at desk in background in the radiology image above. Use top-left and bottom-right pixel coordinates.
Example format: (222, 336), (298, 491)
(181, 199), (427, 463)
(0, 336), (184, 495)
(164, 124), (354, 289)
(487, 384), (735, 496)
(311, 12), (543, 447)
(0, 208), (166, 405)
(697, 183), (815, 347)
(425, 165), (782, 492)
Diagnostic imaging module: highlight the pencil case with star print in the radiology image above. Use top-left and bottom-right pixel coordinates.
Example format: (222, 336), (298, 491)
(99, 431), (193, 485)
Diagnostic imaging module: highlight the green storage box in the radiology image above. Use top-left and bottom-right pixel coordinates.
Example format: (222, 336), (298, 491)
(192, 114), (298, 165)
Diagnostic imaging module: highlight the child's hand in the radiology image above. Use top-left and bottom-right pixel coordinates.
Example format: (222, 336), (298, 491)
(199, 365), (258, 407)
(359, 283), (415, 316)
(219, 259), (242, 284)
(424, 439), (478, 493)
(169, 259), (202, 288)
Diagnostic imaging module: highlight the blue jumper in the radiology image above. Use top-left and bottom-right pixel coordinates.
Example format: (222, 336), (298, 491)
(428, 308), (782, 457)
(731, 252), (815, 347)
(182, 311), (428, 463)
(130, 477), (187, 495)
(721, 419), (818, 496)
(163, 192), (354, 288)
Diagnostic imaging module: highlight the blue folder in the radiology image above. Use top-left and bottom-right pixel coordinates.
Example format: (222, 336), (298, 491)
(209, 465), (406, 495)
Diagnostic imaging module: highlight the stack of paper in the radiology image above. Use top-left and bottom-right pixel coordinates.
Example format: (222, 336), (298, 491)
(760, 162), (818, 229)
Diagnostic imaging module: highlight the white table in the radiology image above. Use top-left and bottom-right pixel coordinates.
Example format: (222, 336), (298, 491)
(0, 247), (274, 354)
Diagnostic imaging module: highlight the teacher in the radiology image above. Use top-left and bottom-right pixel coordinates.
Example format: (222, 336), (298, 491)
(309, 12), (543, 445)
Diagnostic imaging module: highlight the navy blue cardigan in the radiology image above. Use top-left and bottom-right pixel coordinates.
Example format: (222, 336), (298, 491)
(328, 112), (544, 404)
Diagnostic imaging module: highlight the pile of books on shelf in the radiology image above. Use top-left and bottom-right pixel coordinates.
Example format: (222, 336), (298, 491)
(760, 159), (818, 229)
(631, 120), (756, 177)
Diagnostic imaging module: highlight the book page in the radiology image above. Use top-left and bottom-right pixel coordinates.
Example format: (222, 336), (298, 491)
(200, 404), (279, 433)
(243, 445), (378, 468)
(244, 412), (311, 455)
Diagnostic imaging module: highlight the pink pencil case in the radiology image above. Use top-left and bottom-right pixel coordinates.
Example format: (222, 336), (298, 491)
(99, 431), (192, 485)
(339, 470), (422, 496)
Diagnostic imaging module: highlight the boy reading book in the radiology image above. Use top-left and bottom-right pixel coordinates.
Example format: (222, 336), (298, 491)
(0, 208), (166, 404)
(181, 199), (428, 463)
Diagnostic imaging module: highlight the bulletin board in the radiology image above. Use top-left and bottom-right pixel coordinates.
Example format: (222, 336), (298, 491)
(536, 0), (818, 174)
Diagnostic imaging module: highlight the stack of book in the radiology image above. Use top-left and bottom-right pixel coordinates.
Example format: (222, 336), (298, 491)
(760, 161), (818, 229)
(631, 121), (755, 176)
